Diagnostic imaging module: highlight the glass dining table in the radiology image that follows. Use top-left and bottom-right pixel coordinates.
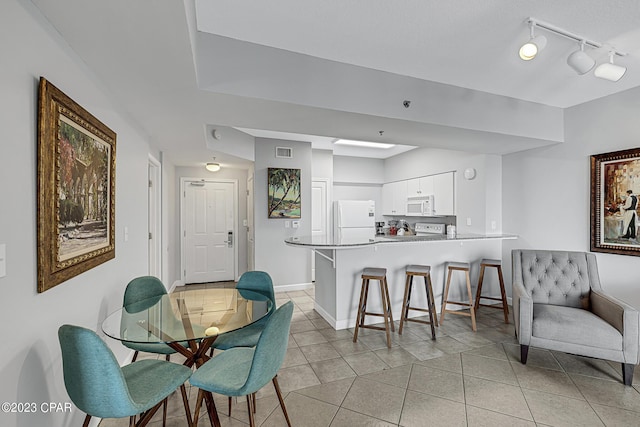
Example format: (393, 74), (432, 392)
(102, 287), (273, 369)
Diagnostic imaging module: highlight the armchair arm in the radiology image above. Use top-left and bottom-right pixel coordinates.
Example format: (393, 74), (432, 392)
(513, 280), (533, 346)
(591, 290), (639, 364)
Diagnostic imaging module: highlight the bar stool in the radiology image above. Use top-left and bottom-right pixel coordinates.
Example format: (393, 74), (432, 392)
(399, 265), (438, 340)
(353, 267), (394, 348)
(474, 258), (509, 323)
(440, 262), (477, 332)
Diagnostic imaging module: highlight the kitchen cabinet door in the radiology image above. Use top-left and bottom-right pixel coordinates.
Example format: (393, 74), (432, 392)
(433, 172), (454, 215)
(407, 176), (433, 197)
(382, 181), (407, 215)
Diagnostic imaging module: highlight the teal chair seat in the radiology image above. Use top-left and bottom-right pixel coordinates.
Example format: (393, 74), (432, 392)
(59, 324), (193, 427)
(190, 301), (294, 427)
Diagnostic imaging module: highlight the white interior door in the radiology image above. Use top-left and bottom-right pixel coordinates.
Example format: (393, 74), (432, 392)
(311, 179), (329, 281)
(148, 156), (161, 278)
(247, 174), (255, 271)
(183, 180), (235, 283)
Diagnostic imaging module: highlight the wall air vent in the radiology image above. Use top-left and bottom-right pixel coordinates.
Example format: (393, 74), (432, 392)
(275, 146), (293, 159)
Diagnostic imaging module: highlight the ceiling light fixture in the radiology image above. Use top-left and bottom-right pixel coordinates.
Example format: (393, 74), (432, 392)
(519, 20), (547, 61)
(333, 139), (396, 149)
(520, 18), (628, 82)
(594, 52), (627, 82)
(567, 40), (595, 75)
(205, 157), (221, 172)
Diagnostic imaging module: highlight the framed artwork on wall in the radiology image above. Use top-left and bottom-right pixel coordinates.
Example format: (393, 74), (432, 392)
(268, 167), (301, 218)
(37, 77), (116, 292)
(591, 147), (640, 256)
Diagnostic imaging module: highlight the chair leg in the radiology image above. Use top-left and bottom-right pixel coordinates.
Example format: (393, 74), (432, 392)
(203, 391), (222, 427)
(623, 363), (634, 386)
(398, 274), (412, 335)
(82, 415), (92, 427)
(228, 396), (232, 416)
(193, 389), (204, 427)
(165, 354), (170, 362)
(440, 268), (453, 323)
(246, 395), (255, 427)
(379, 278), (392, 348)
(497, 266), (509, 323)
(132, 350), (139, 362)
(424, 275), (437, 339)
(382, 276), (395, 331)
(426, 274), (438, 327)
(520, 345), (529, 364)
(474, 265), (486, 311)
(353, 278), (369, 342)
(162, 397), (167, 427)
(252, 393), (257, 413)
(179, 384), (193, 427)
(130, 416), (135, 427)
(273, 375), (292, 427)
(464, 270), (477, 332)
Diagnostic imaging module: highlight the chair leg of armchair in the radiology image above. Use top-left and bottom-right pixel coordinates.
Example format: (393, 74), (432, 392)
(520, 345), (529, 364)
(622, 363), (634, 386)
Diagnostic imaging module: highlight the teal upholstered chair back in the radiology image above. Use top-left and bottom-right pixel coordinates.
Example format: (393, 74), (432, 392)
(58, 325), (137, 418)
(237, 271), (276, 305)
(241, 301), (293, 394)
(123, 276), (167, 312)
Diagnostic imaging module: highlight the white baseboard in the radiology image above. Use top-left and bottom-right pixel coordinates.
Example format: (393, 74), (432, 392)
(274, 282), (314, 293)
(169, 279), (183, 293)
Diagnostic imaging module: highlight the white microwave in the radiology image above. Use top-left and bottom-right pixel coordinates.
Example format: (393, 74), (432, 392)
(406, 195), (434, 216)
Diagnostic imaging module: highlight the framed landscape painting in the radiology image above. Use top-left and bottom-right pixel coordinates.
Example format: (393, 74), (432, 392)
(591, 147), (640, 256)
(37, 77), (116, 292)
(268, 168), (301, 218)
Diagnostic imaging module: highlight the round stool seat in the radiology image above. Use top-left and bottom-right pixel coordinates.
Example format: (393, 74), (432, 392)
(447, 261), (470, 270)
(406, 265), (431, 275)
(480, 258), (501, 266)
(362, 267), (387, 278)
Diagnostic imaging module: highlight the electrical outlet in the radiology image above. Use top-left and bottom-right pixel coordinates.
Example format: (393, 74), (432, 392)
(466, 217), (472, 226)
(292, 221), (300, 229)
(491, 221), (497, 230)
(285, 221), (290, 228)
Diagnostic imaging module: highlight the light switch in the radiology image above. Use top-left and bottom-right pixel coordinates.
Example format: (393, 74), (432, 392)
(285, 221), (290, 228)
(466, 217), (472, 226)
(0, 244), (6, 278)
(292, 221), (300, 229)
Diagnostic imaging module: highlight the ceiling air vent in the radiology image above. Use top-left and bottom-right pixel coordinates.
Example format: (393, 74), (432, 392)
(275, 146), (293, 158)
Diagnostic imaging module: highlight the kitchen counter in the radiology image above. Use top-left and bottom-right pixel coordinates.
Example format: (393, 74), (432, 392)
(284, 233), (517, 248)
(286, 233), (518, 330)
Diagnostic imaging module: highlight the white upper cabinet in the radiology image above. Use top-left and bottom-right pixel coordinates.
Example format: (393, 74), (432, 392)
(382, 180), (407, 216)
(406, 176), (435, 197)
(433, 172), (454, 215)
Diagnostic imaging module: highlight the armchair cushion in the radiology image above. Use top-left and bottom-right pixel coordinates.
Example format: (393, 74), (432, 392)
(532, 304), (622, 351)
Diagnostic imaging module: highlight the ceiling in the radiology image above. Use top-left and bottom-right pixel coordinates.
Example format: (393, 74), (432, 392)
(31, 0), (640, 168)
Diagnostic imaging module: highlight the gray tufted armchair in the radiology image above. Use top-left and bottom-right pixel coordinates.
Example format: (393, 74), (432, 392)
(512, 249), (639, 385)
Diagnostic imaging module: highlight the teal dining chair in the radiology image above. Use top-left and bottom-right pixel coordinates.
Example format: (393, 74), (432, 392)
(209, 270), (277, 415)
(122, 276), (188, 362)
(211, 271), (276, 352)
(58, 324), (193, 427)
(190, 301), (294, 427)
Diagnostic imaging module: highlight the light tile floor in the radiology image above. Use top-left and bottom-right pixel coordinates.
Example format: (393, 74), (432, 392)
(101, 283), (640, 427)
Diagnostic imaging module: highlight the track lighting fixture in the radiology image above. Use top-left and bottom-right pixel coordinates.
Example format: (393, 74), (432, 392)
(567, 40), (595, 75)
(520, 18), (628, 82)
(519, 21), (547, 61)
(594, 52), (627, 82)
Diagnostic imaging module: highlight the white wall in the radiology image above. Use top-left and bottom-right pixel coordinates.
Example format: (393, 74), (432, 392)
(254, 139), (313, 289)
(173, 166), (249, 283)
(0, 2), (152, 426)
(503, 86), (640, 308)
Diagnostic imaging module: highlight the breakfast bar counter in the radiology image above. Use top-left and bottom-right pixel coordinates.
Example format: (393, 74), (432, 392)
(285, 233), (517, 330)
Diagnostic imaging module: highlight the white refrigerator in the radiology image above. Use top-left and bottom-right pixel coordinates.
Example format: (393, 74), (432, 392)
(334, 200), (376, 242)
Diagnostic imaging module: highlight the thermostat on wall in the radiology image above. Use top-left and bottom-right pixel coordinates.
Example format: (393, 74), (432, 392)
(464, 168), (476, 180)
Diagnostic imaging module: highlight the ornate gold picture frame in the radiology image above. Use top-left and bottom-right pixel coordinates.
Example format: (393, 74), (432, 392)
(591, 147), (640, 256)
(37, 77), (116, 292)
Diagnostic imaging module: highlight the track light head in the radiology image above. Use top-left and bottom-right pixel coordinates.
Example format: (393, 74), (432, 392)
(594, 52), (626, 82)
(519, 22), (547, 60)
(567, 41), (595, 75)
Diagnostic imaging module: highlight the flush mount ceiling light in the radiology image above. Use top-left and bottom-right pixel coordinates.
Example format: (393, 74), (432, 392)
(567, 40), (595, 75)
(519, 20), (547, 61)
(520, 18), (628, 82)
(594, 52), (627, 82)
(333, 139), (396, 149)
(205, 157), (221, 172)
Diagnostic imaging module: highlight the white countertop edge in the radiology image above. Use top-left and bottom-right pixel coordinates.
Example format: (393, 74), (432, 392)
(285, 234), (518, 249)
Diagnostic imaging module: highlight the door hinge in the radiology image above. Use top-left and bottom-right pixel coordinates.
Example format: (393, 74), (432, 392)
(148, 180), (152, 188)
(246, 190), (249, 196)
(148, 232), (152, 240)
